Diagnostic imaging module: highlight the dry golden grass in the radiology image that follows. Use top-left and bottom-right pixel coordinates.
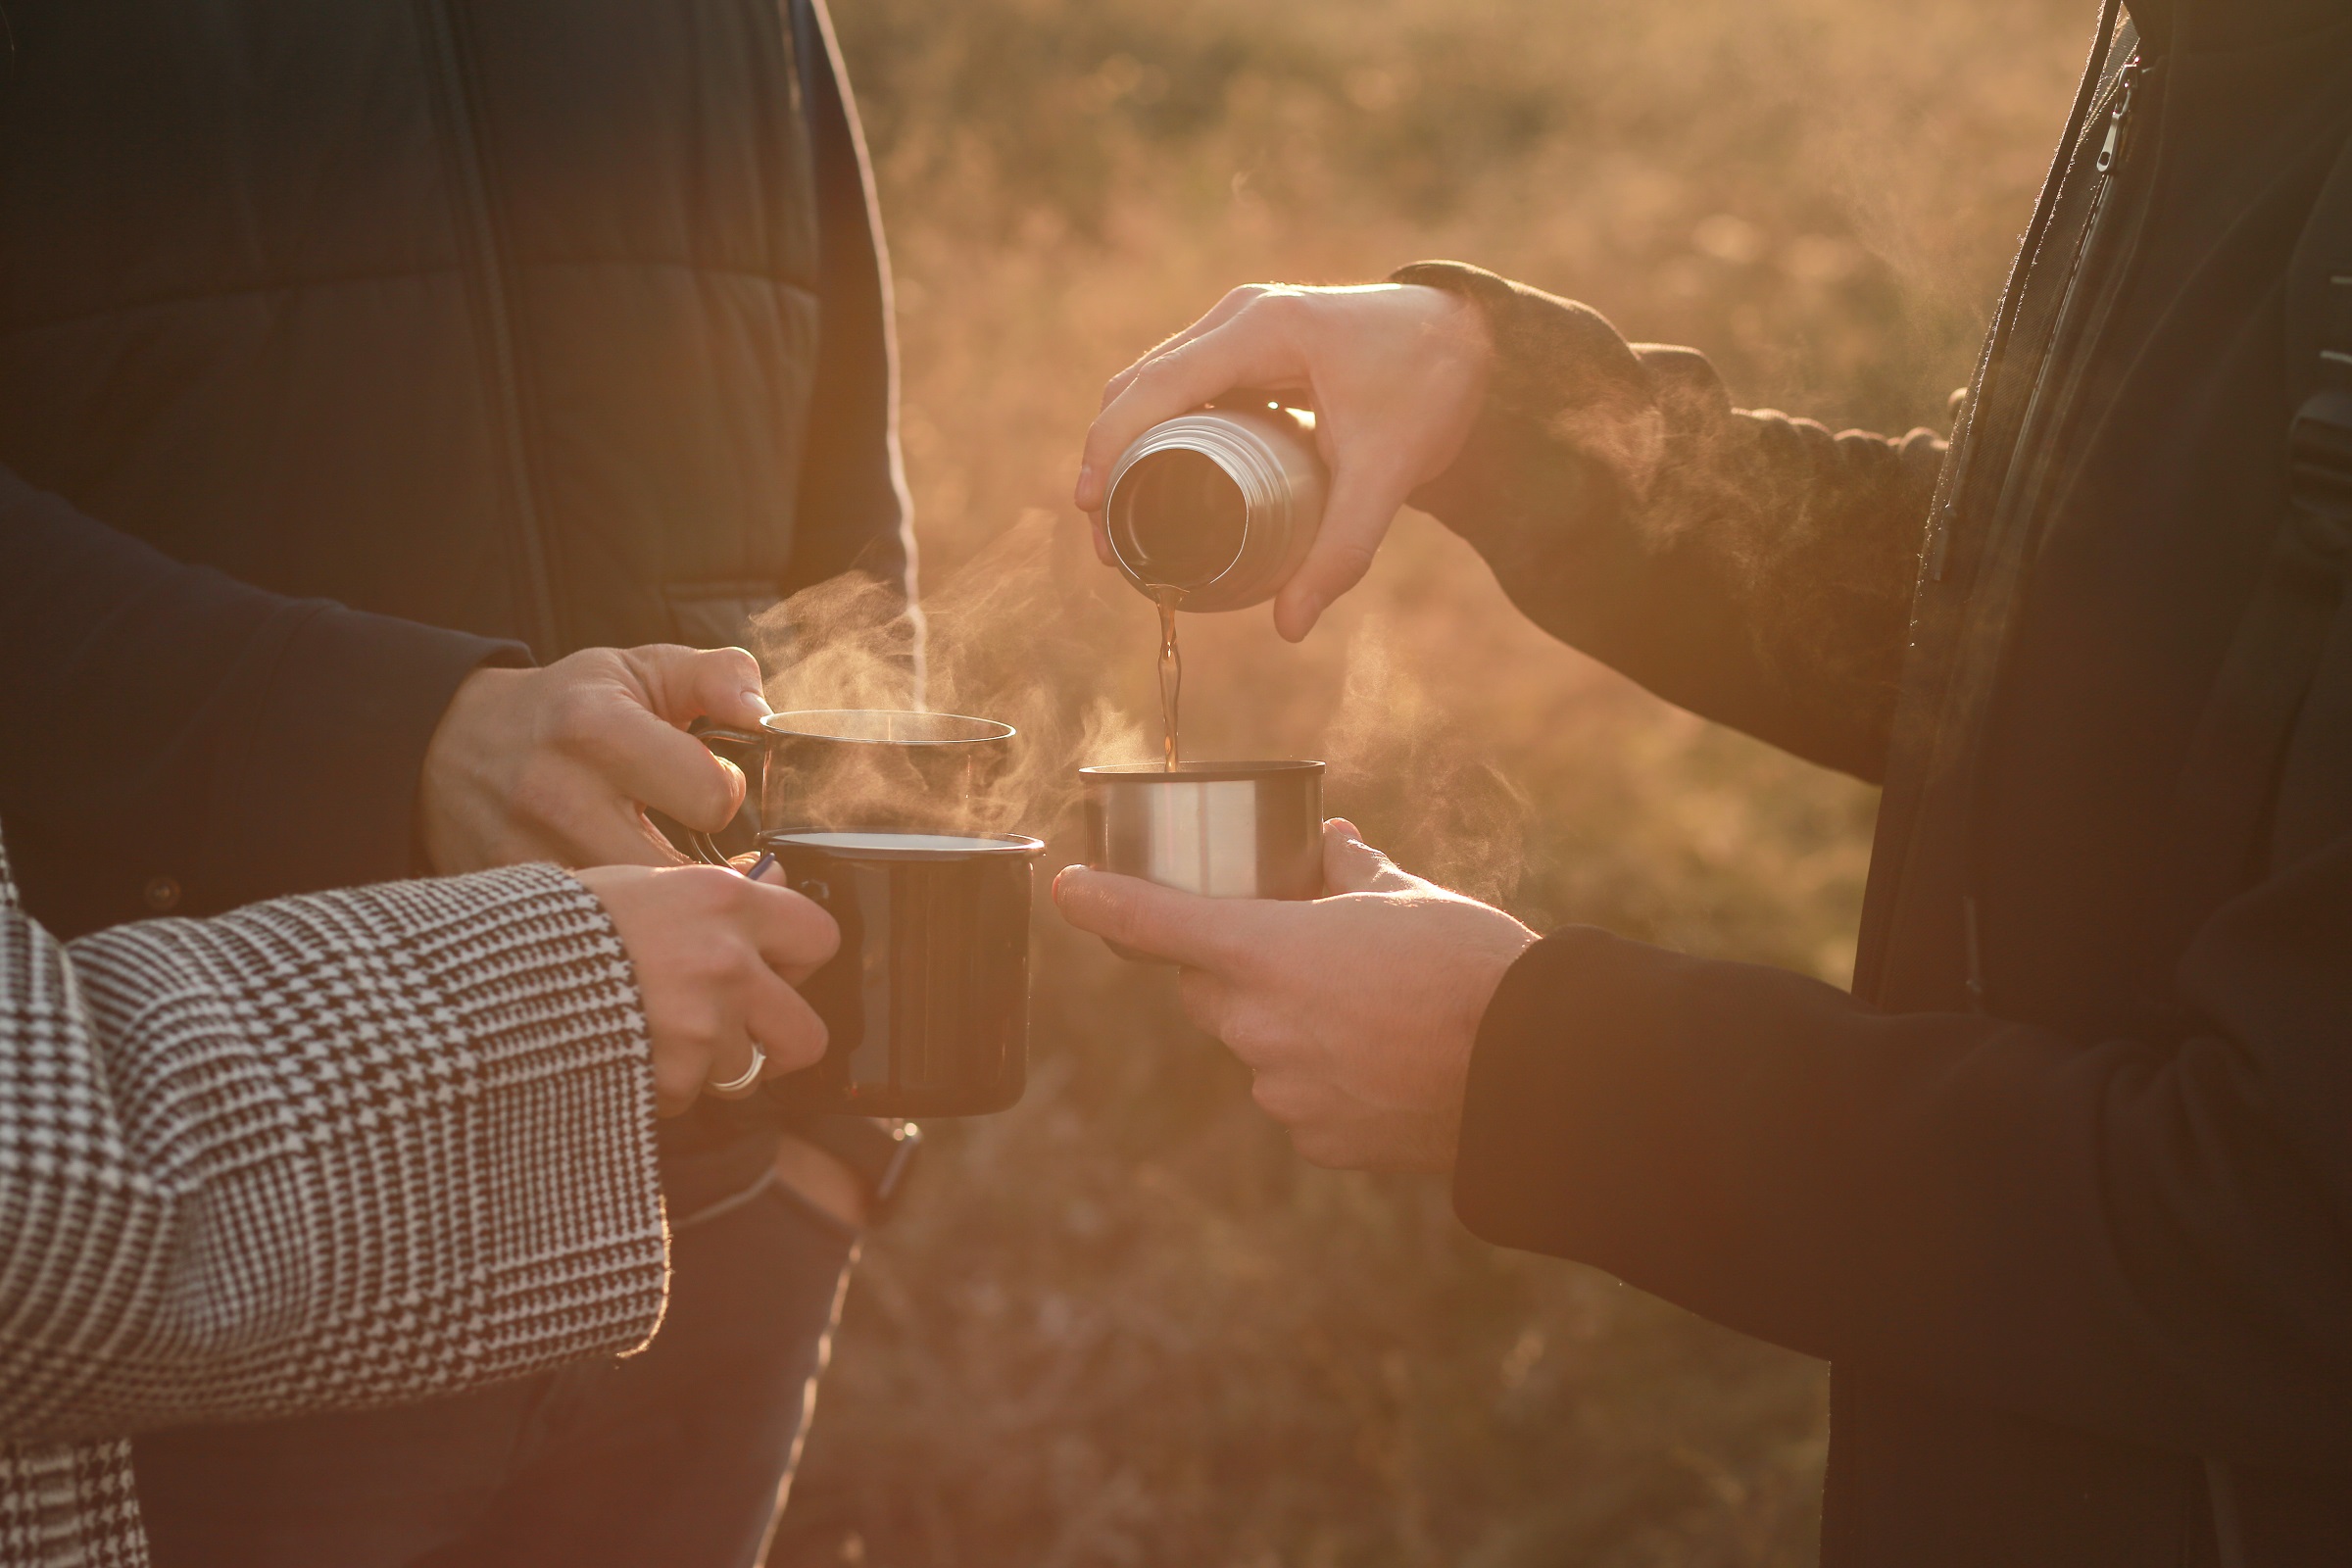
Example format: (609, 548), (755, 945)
(767, 2), (2096, 1563)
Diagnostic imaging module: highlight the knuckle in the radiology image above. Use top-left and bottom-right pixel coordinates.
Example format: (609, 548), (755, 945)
(1246, 287), (1303, 327)
(548, 688), (607, 750)
(1292, 1129), (1348, 1170)
(506, 769), (570, 832)
(1250, 1072), (1301, 1123)
(651, 1061), (700, 1116)
(1224, 1010), (1275, 1059)
(798, 905), (843, 964)
(1327, 538), (1380, 583)
(709, 863), (759, 905)
(785, 1006), (830, 1070)
(670, 999), (727, 1047)
(674, 865), (732, 912)
(682, 760), (741, 827)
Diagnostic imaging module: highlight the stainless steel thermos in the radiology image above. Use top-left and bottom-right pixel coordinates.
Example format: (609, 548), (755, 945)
(1102, 400), (1327, 612)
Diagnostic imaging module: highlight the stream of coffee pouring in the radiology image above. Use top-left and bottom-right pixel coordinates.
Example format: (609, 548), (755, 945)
(1152, 584), (1185, 770)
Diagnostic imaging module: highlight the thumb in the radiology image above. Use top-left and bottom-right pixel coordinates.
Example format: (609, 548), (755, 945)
(1321, 818), (1417, 895)
(1053, 864), (1264, 971)
(1272, 457), (1410, 642)
(631, 644), (772, 730)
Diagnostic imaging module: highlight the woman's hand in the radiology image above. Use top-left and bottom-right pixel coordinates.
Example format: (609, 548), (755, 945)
(420, 644), (772, 875)
(576, 861), (839, 1116)
(1075, 283), (1494, 641)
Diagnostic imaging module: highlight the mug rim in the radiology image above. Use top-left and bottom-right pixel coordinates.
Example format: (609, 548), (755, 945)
(759, 709), (1016, 745)
(760, 828), (1046, 859)
(1079, 760), (1324, 782)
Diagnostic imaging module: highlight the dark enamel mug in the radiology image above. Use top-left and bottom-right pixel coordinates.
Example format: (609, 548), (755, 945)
(691, 709), (1017, 861)
(763, 829), (1043, 1117)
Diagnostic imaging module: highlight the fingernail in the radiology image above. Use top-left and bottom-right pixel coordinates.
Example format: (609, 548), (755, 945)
(742, 687), (772, 716)
(1074, 464), (1096, 504)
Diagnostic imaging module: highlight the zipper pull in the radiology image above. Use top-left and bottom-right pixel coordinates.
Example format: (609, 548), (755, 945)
(2094, 61), (2138, 174)
(1962, 894), (1989, 1015)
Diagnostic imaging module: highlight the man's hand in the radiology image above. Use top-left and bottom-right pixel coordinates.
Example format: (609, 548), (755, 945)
(420, 645), (771, 875)
(577, 860), (839, 1117)
(1074, 283), (1494, 641)
(1053, 819), (1537, 1171)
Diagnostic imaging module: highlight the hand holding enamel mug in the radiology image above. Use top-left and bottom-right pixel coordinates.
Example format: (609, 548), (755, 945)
(578, 859), (839, 1116)
(1074, 283), (1494, 641)
(1054, 819), (1536, 1171)
(420, 645), (773, 874)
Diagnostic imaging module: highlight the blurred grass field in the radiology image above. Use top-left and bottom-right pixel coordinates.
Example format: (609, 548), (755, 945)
(766, 2), (2093, 1564)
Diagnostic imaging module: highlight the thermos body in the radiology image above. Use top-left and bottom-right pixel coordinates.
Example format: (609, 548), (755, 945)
(1103, 403), (1326, 612)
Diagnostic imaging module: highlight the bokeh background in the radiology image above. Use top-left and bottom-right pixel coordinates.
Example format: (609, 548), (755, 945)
(767, 2), (2096, 1563)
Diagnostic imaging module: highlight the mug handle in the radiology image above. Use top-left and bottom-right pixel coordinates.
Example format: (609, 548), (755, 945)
(688, 724), (767, 867)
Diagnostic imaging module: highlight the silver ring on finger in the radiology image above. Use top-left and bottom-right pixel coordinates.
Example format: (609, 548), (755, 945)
(708, 1047), (767, 1097)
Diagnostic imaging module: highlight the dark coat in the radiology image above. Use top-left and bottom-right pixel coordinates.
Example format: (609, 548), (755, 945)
(1413, 0), (2352, 1560)
(0, 0), (908, 941)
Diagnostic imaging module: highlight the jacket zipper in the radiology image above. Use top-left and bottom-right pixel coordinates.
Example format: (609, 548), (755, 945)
(1956, 56), (2148, 1012)
(1926, 61), (2140, 584)
(415, 0), (562, 657)
(2000, 59), (2140, 511)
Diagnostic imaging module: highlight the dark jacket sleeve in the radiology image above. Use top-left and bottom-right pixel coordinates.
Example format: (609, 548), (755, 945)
(0, 469), (520, 938)
(1454, 825), (2352, 1469)
(782, 0), (915, 607)
(1396, 262), (1945, 783)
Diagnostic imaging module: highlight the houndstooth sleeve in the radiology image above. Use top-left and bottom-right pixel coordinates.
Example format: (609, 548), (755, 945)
(0, 836), (668, 1446)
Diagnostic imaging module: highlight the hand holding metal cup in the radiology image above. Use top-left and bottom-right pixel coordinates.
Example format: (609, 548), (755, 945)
(1078, 760), (1325, 961)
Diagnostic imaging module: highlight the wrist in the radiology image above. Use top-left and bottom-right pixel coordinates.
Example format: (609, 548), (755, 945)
(416, 664), (532, 875)
(1389, 261), (1657, 474)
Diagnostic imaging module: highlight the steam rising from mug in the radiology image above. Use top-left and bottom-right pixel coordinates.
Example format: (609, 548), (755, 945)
(1321, 615), (1530, 908)
(747, 514), (1149, 838)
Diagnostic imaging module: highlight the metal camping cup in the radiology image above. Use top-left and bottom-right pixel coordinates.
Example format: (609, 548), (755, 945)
(1103, 400), (1327, 612)
(765, 830), (1044, 1117)
(691, 709), (1017, 861)
(1080, 761), (1324, 960)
